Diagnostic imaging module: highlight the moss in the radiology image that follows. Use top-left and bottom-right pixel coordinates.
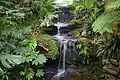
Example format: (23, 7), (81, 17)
(37, 34), (58, 59)
(71, 30), (81, 38)
(71, 19), (83, 25)
(32, 29), (58, 59)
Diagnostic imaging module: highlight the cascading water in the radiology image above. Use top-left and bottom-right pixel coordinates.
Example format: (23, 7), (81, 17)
(52, 22), (78, 80)
(45, 7), (89, 80)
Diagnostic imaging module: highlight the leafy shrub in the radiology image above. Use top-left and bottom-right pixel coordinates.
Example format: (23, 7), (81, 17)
(70, 0), (104, 37)
(0, 0), (56, 80)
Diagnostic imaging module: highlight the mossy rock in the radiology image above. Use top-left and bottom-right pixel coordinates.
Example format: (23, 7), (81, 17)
(72, 30), (80, 38)
(71, 19), (83, 25)
(71, 29), (81, 38)
(36, 33), (58, 59)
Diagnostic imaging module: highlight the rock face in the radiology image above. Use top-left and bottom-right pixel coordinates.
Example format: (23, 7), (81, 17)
(57, 7), (74, 22)
(65, 40), (80, 66)
(102, 59), (120, 79)
(43, 6), (80, 36)
(44, 58), (59, 80)
(59, 24), (80, 34)
(43, 25), (57, 35)
(44, 24), (80, 36)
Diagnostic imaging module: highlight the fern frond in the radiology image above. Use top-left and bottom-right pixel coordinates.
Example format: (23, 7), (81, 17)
(106, 0), (120, 10)
(92, 11), (120, 34)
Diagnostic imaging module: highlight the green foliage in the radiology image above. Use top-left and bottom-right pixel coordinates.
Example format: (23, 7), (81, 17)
(91, 1), (120, 79)
(26, 53), (47, 65)
(71, 0), (120, 79)
(70, 0), (84, 14)
(0, 0), (56, 80)
(84, 0), (95, 8)
(0, 27), (31, 69)
(0, 71), (10, 80)
(0, 34), (47, 80)
(70, 0), (105, 36)
(26, 69), (35, 80)
(77, 43), (90, 56)
(0, 54), (25, 68)
(24, 69), (44, 80)
(36, 69), (44, 78)
(76, 40), (92, 64)
(106, 0), (120, 10)
(92, 0), (120, 34)
(20, 68), (44, 80)
(0, 68), (3, 73)
(92, 11), (120, 34)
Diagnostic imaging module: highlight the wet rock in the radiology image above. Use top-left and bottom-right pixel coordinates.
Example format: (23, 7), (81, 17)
(65, 41), (80, 66)
(102, 59), (120, 79)
(57, 7), (73, 22)
(67, 32), (72, 36)
(43, 25), (57, 35)
(59, 24), (80, 34)
(44, 58), (59, 80)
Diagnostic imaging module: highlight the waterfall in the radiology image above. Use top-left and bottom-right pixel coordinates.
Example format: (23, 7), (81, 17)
(52, 22), (77, 80)
(45, 7), (89, 80)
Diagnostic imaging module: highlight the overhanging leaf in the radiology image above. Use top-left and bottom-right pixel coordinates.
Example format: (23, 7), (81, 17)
(0, 54), (25, 68)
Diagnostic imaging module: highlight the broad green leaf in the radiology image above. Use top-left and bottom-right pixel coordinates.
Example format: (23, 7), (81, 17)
(0, 68), (3, 74)
(32, 54), (47, 65)
(26, 71), (35, 80)
(0, 54), (25, 68)
(36, 69), (44, 78)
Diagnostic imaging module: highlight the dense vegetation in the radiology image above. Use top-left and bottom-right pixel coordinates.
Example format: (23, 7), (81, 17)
(0, 0), (57, 80)
(70, 0), (120, 79)
(0, 0), (120, 80)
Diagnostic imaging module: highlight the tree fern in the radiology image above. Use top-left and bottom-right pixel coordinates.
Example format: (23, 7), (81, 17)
(92, 0), (120, 34)
(92, 11), (120, 34)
